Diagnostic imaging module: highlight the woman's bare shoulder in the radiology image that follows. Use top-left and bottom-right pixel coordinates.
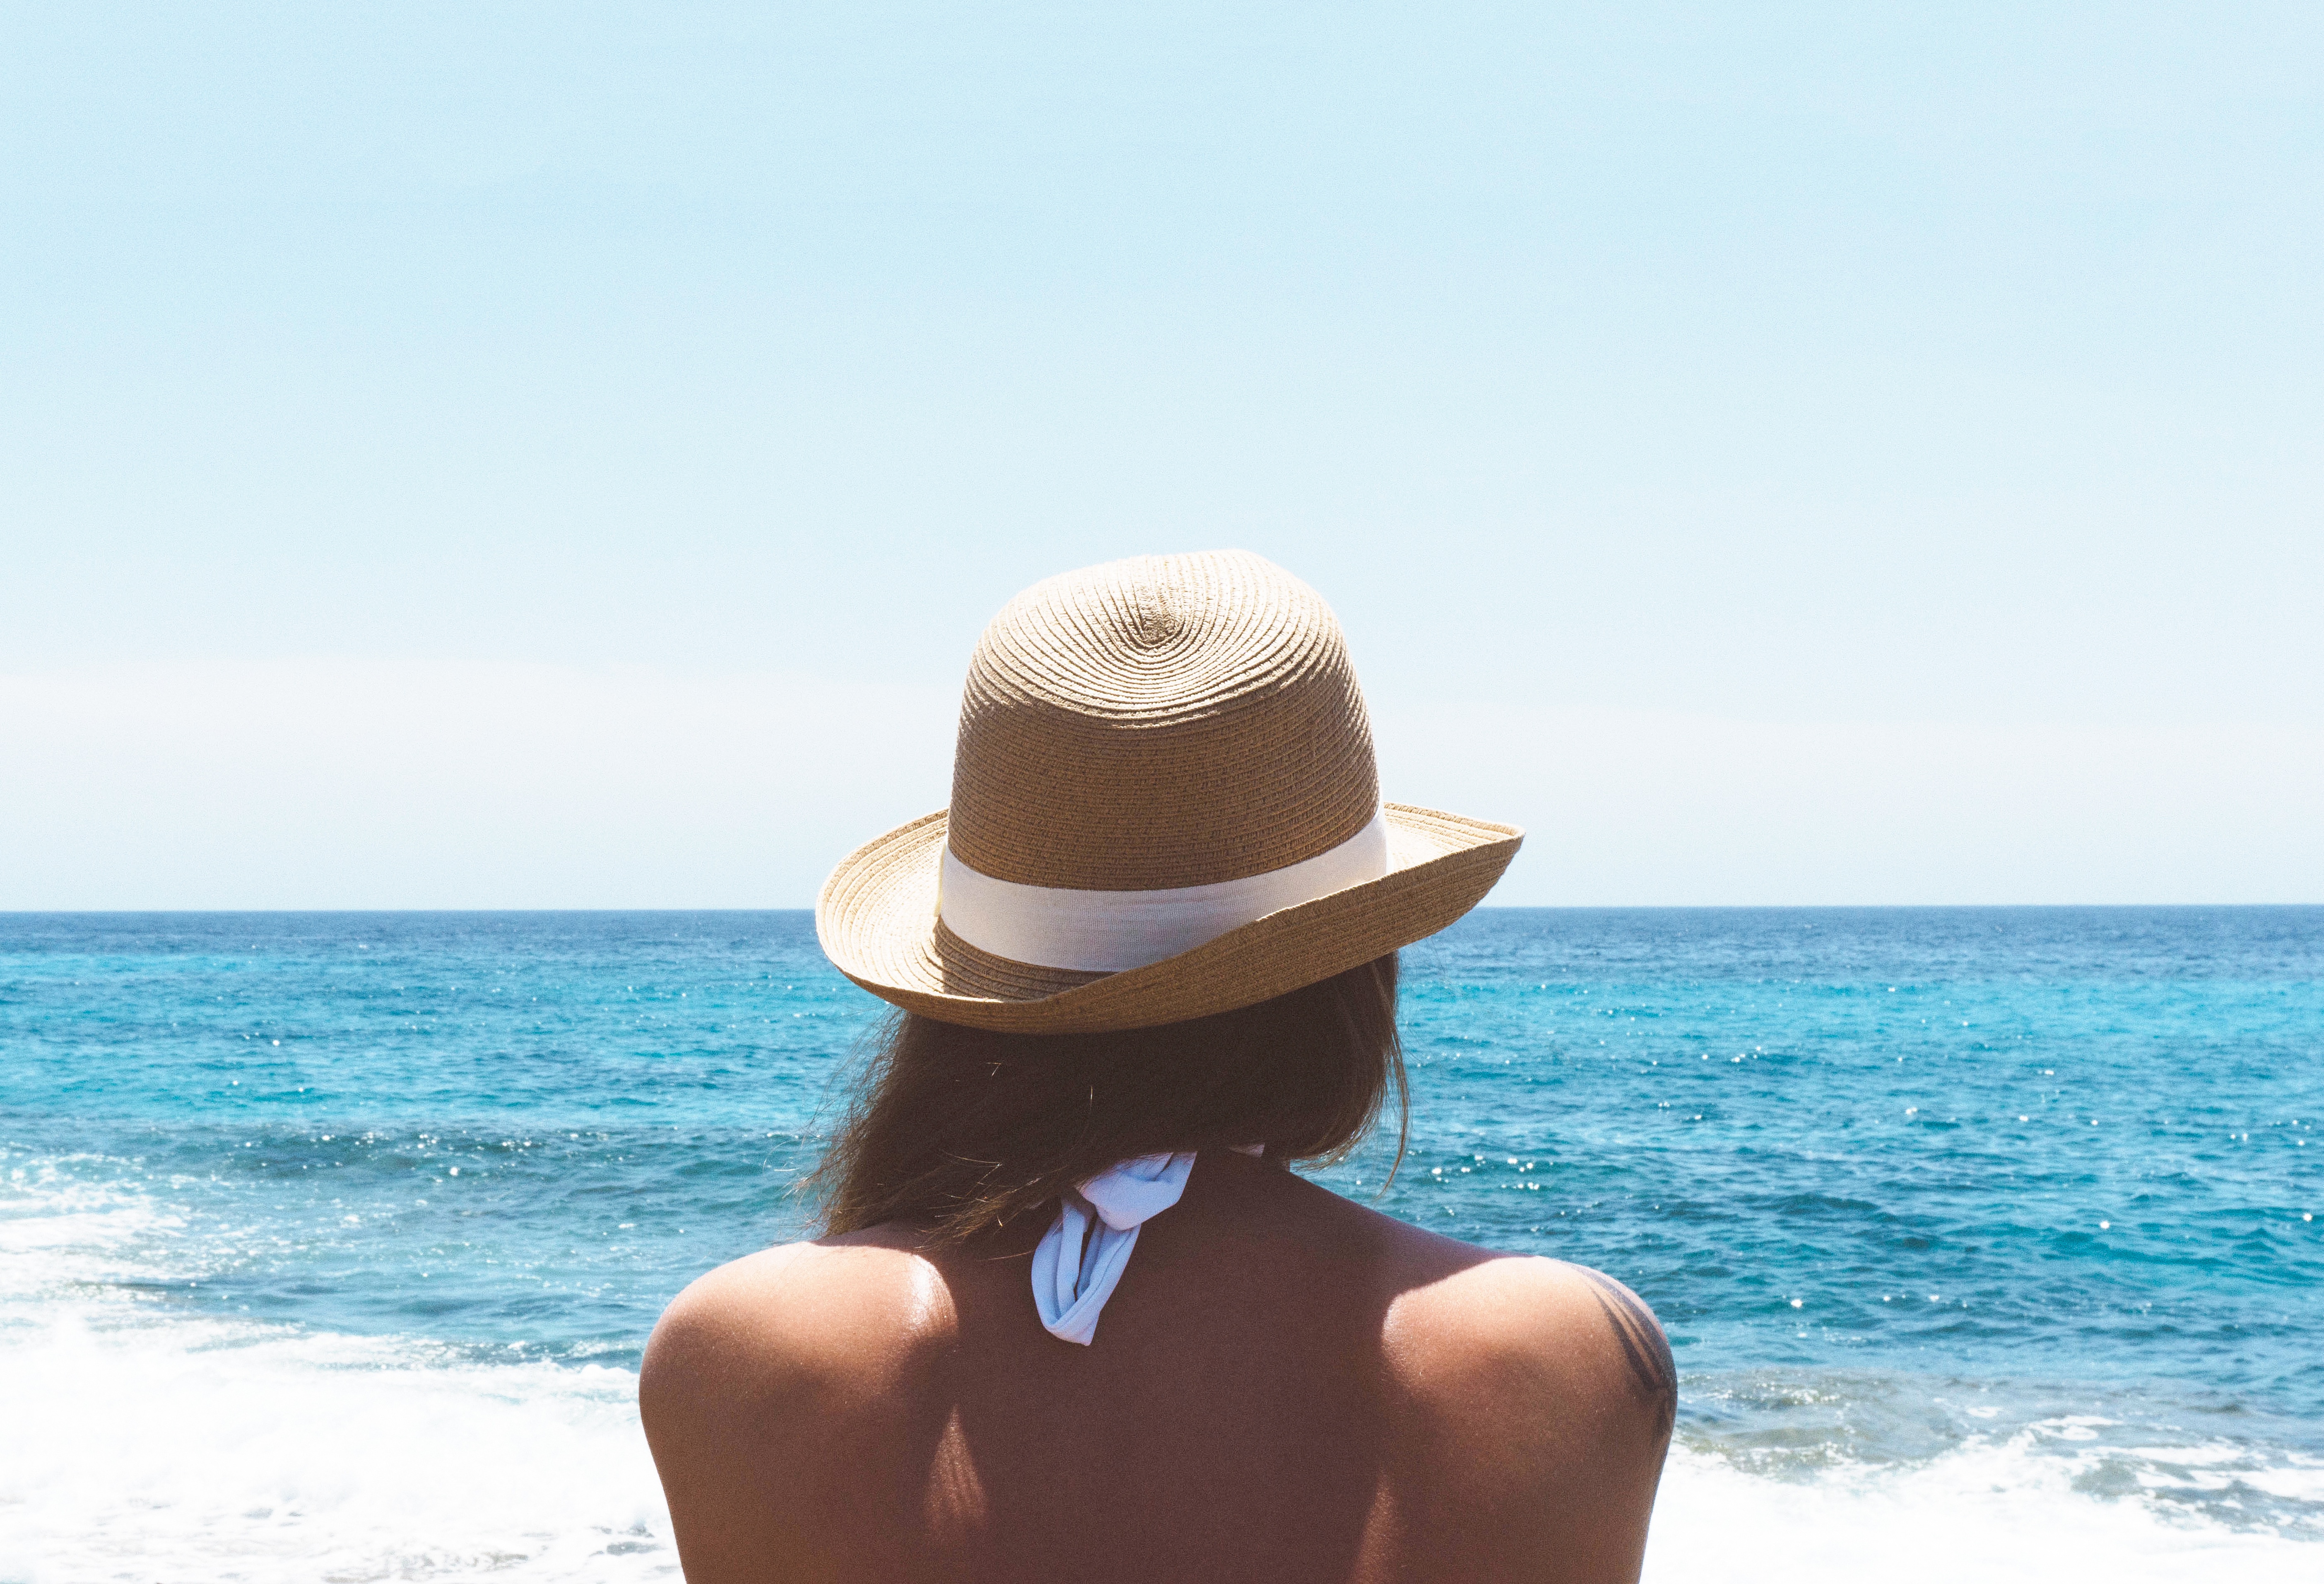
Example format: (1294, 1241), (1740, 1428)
(1387, 1251), (1675, 1428)
(1288, 1176), (1678, 1435)
(1371, 1244), (1675, 1580)
(640, 1229), (956, 1580)
(639, 1226), (949, 1435)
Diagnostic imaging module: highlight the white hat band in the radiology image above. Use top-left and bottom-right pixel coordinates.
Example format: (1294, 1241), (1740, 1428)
(938, 809), (1392, 974)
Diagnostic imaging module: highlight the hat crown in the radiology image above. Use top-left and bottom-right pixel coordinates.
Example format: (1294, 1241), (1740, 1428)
(946, 550), (1380, 891)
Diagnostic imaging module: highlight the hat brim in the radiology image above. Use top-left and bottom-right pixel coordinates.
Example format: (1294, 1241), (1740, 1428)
(816, 803), (1522, 1034)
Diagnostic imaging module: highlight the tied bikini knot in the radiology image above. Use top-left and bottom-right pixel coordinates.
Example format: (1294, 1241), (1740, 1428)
(1028, 1147), (1260, 1345)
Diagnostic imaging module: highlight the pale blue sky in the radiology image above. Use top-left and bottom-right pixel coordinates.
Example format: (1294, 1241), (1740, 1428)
(4, 5), (2319, 907)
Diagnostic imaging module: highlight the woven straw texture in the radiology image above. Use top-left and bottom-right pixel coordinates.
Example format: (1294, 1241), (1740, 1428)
(948, 551), (1378, 890)
(816, 550), (1522, 1033)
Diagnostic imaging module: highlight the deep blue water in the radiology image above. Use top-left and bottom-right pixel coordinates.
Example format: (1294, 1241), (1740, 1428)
(4, 907), (2320, 1574)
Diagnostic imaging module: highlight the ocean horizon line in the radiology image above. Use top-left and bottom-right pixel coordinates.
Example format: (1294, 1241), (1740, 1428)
(5, 902), (2320, 917)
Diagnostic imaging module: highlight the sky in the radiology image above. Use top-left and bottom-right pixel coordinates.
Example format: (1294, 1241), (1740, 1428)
(3, 3), (2319, 908)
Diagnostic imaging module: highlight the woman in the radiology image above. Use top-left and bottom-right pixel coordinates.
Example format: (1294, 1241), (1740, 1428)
(642, 551), (1674, 1583)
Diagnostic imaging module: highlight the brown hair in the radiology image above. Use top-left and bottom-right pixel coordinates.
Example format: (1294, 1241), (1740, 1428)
(812, 954), (1405, 1242)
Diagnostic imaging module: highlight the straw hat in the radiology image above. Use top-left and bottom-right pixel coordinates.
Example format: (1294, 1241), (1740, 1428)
(816, 550), (1522, 1033)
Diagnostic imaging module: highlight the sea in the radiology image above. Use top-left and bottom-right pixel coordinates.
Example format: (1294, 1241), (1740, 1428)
(2, 908), (2319, 1582)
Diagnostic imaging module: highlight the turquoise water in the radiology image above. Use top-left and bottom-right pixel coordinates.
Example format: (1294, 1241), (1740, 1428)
(4, 908), (2320, 1580)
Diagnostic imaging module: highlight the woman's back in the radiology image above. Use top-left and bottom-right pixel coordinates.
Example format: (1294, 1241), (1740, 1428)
(642, 1149), (1673, 1584)
(644, 553), (1672, 1578)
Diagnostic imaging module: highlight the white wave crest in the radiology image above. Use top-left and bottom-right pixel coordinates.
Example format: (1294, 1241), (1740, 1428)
(0, 1312), (672, 1584)
(1648, 1436), (2322, 1583)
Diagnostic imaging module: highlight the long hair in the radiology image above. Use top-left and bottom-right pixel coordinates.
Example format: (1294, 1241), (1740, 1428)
(809, 953), (1404, 1242)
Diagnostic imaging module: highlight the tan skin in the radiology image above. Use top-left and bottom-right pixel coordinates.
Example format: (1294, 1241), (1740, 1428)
(642, 1149), (1674, 1584)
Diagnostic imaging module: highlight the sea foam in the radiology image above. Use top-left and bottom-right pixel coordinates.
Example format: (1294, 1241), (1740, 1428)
(1648, 1439), (2321, 1583)
(0, 1161), (667, 1583)
(0, 1312), (672, 1583)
